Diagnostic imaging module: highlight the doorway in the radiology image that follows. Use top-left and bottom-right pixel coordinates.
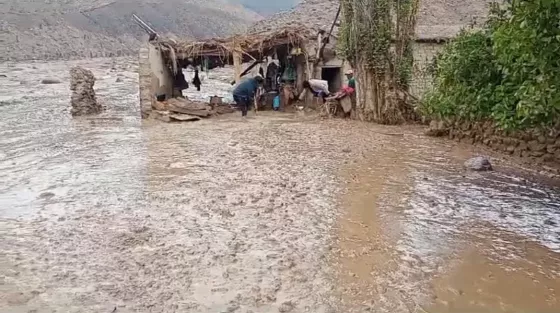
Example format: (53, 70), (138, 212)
(321, 67), (342, 94)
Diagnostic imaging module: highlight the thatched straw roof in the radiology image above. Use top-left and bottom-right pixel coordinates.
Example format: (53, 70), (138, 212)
(249, 0), (496, 41)
(157, 26), (312, 65)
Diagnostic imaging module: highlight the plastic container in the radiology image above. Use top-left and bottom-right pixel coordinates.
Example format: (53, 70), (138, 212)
(273, 95), (280, 110)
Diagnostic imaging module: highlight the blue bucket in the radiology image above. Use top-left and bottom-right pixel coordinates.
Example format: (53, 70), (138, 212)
(273, 95), (280, 110)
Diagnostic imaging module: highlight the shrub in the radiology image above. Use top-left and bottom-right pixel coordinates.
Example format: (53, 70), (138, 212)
(422, 0), (560, 131)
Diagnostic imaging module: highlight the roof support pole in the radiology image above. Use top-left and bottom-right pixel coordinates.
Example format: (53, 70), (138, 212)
(233, 51), (242, 84)
(233, 40), (243, 84)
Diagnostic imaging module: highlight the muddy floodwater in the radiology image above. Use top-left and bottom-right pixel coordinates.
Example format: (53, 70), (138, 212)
(1, 58), (559, 313)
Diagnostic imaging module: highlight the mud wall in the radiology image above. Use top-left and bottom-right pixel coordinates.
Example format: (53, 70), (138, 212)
(142, 44), (173, 117)
(138, 47), (152, 119)
(447, 121), (560, 171)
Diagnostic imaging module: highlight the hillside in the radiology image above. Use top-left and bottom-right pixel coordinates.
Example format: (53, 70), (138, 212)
(249, 0), (493, 39)
(0, 0), (262, 62)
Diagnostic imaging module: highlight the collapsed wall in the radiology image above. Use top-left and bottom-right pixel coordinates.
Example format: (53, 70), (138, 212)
(70, 67), (102, 116)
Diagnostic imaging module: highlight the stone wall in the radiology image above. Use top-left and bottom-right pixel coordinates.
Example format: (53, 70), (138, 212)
(446, 121), (560, 171)
(70, 67), (102, 116)
(410, 42), (444, 99)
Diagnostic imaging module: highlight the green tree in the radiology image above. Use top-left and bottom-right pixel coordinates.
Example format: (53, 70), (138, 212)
(423, 0), (560, 131)
(339, 0), (419, 124)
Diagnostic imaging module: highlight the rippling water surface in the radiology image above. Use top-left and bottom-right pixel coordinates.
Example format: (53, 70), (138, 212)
(0, 58), (559, 313)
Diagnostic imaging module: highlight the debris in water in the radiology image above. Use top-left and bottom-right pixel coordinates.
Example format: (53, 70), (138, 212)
(151, 110), (200, 123)
(167, 98), (212, 117)
(38, 192), (55, 199)
(41, 78), (62, 84)
(149, 96), (235, 122)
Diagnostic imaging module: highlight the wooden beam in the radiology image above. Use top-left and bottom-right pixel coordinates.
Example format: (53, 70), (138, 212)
(230, 59), (261, 85)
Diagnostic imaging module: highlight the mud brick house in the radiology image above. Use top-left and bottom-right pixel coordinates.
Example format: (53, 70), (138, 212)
(139, 27), (313, 117)
(139, 0), (493, 117)
(248, 0), (494, 98)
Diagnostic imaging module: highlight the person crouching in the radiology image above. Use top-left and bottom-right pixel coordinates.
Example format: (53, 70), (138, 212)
(232, 75), (264, 117)
(301, 79), (331, 102)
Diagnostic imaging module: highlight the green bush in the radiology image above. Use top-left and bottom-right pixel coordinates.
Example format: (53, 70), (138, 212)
(422, 0), (560, 131)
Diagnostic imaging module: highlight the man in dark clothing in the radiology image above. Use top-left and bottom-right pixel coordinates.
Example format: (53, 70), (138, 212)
(192, 69), (202, 91)
(173, 70), (189, 97)
(232, 75), (264, 117)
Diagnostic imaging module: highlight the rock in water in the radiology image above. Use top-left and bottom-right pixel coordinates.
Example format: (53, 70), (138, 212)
(464, 156), (493, 171)
(41, 78), (61, 84)
(70, 67), (101, 116)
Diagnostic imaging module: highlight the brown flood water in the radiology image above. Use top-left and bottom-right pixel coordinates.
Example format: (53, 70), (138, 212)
(0, 58), (559, 313)
(335, 135), (560, 312)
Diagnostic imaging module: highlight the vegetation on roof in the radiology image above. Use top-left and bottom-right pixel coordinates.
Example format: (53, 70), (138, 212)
(155, 26), (312, 73)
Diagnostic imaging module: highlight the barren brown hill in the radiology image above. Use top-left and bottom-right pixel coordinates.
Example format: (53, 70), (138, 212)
(0, 0), (262, 62)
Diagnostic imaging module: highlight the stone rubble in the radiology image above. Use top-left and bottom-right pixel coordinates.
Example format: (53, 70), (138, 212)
(70, 66), (102, 116)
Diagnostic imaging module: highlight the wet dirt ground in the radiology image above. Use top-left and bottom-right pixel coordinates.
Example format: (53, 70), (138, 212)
(1, 58), (559, 313)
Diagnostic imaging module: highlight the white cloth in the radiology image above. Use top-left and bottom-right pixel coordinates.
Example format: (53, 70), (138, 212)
(298, 79), (330, 101)
(308, 79), (330, 94)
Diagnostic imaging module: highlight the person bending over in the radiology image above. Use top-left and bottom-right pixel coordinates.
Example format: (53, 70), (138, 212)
(232, 75), (264, 117)
(301, 79), (331, 101)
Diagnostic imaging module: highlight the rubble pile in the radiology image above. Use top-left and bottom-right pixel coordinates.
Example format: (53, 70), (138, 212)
(151, 97), (235, 122)
(70, 67), (102, 116)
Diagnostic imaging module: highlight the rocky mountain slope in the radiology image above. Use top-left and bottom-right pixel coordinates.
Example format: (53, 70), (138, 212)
(249, 0), (338, 34)
(0, 0), (262, 62)
(249, 0), (494, 39)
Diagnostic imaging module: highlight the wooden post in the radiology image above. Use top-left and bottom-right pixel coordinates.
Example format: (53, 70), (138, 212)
(296, 55), (305, 94)
(233, 41), (242, 84)
(315, 33), (323, 61)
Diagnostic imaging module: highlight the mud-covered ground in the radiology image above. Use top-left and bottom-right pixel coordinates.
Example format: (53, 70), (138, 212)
(1, 58), (559, 313)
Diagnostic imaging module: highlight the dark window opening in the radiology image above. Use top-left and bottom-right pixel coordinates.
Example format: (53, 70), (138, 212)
(321, 67), (342, 93)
